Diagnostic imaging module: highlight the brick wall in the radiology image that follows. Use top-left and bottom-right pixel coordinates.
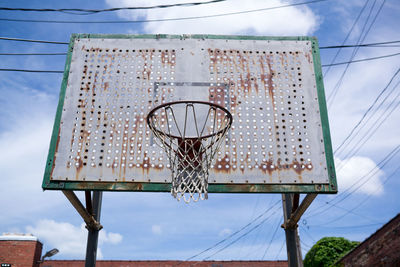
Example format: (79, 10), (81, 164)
(0, 239), (42, 267)
(337, 213), (400, 266)
(41, 260), (288, 267)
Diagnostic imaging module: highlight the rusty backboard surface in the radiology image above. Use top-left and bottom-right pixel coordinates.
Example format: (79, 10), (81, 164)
(43, 34), (336, 193)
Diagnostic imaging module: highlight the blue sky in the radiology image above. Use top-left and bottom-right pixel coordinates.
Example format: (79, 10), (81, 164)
(0, 0), (399, 261)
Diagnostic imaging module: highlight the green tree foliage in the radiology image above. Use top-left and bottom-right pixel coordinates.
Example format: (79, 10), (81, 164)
(304, 237), (360, 267)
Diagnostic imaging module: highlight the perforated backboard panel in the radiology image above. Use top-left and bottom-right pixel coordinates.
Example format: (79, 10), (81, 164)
(43, 34), (336, 193)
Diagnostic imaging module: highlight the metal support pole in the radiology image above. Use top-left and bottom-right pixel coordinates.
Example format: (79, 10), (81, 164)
(85, 191), (103, 267)
(282, 194), (303, 267)
(62, 191), (102, 231)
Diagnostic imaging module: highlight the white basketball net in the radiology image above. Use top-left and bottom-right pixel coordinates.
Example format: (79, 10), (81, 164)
(147, 102), (232, 203)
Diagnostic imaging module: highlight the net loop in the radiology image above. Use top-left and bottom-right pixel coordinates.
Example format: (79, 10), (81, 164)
(147, 101), (232, 203)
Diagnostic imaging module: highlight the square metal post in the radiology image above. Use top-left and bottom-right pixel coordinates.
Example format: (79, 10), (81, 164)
(85, 191), (103, 267)
(282, 193), (303, 267)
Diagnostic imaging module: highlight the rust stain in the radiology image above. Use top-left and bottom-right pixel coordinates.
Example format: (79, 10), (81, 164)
(119, 123), (130, 181)
(229, 85), (238, 109)
(83, 65), (88, 75)
(141, 152), (151, 174)
(75, 158), (84, 180)
(212, 154), (230, 173)
(305, 52), (312, 64)
(104, 82), (109, 91)
(259, 159), (275, 175)
(266, 55), (275, 100)
(51, 128), (62, 176)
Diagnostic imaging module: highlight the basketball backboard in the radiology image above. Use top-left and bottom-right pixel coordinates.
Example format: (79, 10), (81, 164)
(43, 34), (336, 194)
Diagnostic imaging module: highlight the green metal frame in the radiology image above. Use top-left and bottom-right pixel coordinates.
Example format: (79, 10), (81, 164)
(42, 34), (337, 194)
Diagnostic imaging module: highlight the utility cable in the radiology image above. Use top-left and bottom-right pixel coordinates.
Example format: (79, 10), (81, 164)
(0, 68), (63, 73)
(334, 68), (400, 156)
(323, 0), (370, 77)
(202, 203), (281, 260)
(0, 36), (68, 44)
(327, 0), (384, 107)
(0, 0), (226, 14)
(321, 52), (400, 67)
(306, 144), (400, 219)
(338, 81), (400, 163)
(320, 40), (400, 49)
(275, 239), (286, 260)
(1, 35), (399, 49)
(308, 222), (384, 229)
(319, 165), (400, 225)
(181, 200), (280, 262)
(261, 217), (282, 260)
(0, 52), (67, 56)
(0, 0), (328, 24)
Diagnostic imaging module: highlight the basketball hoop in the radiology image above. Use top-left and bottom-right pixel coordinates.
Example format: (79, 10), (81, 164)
(146, 101), (233, 203)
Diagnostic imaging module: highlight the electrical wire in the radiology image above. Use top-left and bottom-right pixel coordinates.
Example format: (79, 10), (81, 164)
(0, 49), (396, 75)
(0, 0), (226, 14)
(308, 222), (384, 229)
(0, 68), (63, 73)
(305, 144), (400, 219)
(299, 225), (316, 243)
(334, 68), (400, 155)
(240, 196), (275, 259)
(338, 81), (400, 162)
(202, 203), (281, 260)
(337, 143), (399, 202)
(321, 52), (400, 67)
(323, 0), (370, 77)
(320, 40), (400, 49)
(318, 166), (400, 225)
(275, 239), (286, 260)
(0, 36), (68, 44)
(1, 35), (399, 49)
(0, 52), (67, 55)
(261, 217), (282, 260)
(327, 0), (385, 107)
(0, 0), (328, 24)
(181, 200), (281, 263)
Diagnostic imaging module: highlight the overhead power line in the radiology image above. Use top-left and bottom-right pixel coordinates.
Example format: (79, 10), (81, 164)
(0, 68), (63, 73)
(306, 144), (400, 220)
(319, 40), (400, 49)
(327, 0), (386, 107)
(0, 0), (226, 14)
(334, 68), (400, 155)
(0, 0), (328, 23)
(1, 50), (398, 74)
(1, 35), (400, 50)
(337, 81), (400, 163)
(181, 200), (280, 263)
(0, 50), (397, 66)
(322, 0), (370, 77)
(202, 204), (281, 261)
(308, 222), (384, 229)
(320, 165), (400, 225)
(0, 52), (67, 56)
(0, 36), (68, 44)
(261, 217), (282, 260)
(321, 52), (400, 67)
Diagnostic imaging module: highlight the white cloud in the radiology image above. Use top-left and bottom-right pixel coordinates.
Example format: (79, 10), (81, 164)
(335, 156), (384, 196)
(106, 0), (319, 35)
(26, 219), (122, 259)
(218, 228), (232, 237)
(0, 86), (67, 221)
(151, 224), (162, 235)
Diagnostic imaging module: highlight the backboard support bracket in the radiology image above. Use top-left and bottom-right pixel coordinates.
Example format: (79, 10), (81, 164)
(62, 190), (103, 231)
(282, 193), (317, 230)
